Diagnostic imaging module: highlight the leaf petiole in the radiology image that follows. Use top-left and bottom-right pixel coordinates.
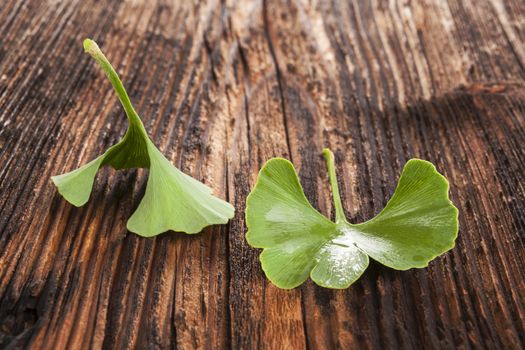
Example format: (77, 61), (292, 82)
(83, 39), (145, 132)
(323, 148), (346, 224)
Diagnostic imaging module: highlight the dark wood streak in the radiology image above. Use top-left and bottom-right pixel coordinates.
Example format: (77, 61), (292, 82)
(0, 0), (524, 348)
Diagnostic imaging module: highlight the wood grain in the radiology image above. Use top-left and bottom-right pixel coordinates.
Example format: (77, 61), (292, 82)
(0, 0), (524, 349)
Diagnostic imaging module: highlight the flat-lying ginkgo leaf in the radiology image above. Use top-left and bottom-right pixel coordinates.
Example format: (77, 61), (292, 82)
(52, 39), (234, 236)
(245, 149), (458, 289)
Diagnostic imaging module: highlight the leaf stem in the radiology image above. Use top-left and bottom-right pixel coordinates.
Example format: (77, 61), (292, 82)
(83, 39), (146, 132)
(323, 148), (346, 224)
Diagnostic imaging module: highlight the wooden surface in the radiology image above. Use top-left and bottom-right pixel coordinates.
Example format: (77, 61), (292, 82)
(0, 0), (524, 349)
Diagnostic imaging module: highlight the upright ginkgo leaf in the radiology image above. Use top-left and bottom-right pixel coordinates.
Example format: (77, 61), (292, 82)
(245, 149), (458, 289)
(52, 39), (234, 236)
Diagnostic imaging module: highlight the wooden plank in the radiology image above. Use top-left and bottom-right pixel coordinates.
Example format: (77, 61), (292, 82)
(0, 0), (524, 348)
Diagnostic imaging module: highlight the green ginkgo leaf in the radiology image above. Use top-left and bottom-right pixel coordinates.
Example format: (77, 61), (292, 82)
(52, 39), (234, 236)
(245, 149), (458, 289)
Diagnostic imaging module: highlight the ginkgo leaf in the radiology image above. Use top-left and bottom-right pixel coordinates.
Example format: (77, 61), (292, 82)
(52, 39), (234, 236)
(245, 149), (458, 289)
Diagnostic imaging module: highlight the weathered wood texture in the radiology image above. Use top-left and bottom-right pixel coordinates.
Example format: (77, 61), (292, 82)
(0, 0), (524, 349)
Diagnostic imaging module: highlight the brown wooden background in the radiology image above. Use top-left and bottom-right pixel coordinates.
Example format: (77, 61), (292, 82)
(0, 0), (524, 349)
